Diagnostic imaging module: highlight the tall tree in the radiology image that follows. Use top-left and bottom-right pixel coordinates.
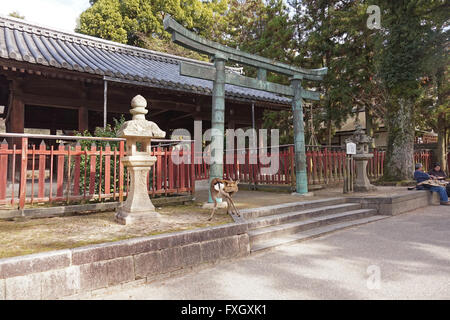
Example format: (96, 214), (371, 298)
(289, 0), (366, 146)
(377, 0), (448, 180)
(413, 0), (449, 172)
(332, 1), (386, 147)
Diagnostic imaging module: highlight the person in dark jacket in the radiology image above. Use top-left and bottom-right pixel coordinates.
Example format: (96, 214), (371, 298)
(414, 163), (450, 205)
(428, 163), (447, 180)
(428, 163), (450, 196)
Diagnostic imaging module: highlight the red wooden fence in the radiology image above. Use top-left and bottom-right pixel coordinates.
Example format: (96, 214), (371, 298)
(0, 133), (442, 210)
(0, 135), (195, 209)
(195, 145), (437, 186)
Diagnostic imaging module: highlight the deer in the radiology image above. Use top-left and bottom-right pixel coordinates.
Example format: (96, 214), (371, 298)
(208, 178), (240, 221)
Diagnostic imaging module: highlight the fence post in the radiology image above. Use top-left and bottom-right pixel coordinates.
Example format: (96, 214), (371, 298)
(190, 142), (195, 194)
(157, 146), (162, 191)
(0, 140), (8, 200)
(56, 142), (65, 199)
(119, 140), (124, 202)
(104, 143), (111, 198)
(19, 137), (28, 209)
(98, 146), (103, 201)
(73, 142), (81, 196)
(66, 145), (71, 204)
(38, 141), (46, 199)
(89, 143), (97, 196)
(343, 154), (354, 194)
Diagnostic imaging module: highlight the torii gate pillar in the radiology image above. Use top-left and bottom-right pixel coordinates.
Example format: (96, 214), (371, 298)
(208, 54), (227, 203)
(290, 75), (311, 196)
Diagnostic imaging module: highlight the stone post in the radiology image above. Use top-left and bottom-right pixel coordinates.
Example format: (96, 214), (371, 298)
(349, 124), (376, 192)
(115, 95), (166, 225)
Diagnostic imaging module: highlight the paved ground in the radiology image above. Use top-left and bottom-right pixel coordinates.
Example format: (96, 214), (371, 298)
(195, 183), (413, 208)
(87, 204), (450, 300)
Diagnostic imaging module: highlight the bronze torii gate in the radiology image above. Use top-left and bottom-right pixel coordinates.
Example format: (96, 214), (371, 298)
(164, 16), (327, 197)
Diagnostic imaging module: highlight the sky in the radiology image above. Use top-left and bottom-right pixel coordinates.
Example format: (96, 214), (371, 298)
(0, 0), (91, 32)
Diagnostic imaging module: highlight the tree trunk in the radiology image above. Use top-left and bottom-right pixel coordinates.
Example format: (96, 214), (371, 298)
(383, 98), (415, 181)
(365, 107), (375, 149)
(436, 113), (447, 173)
(326, 119), (332, 146)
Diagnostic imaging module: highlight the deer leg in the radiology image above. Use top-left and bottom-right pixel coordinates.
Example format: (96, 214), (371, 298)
(208, 199), (218, 221)
(229, 198), (240, 217)
(225, 197), (232, 215)
(223, 193), (240, 217)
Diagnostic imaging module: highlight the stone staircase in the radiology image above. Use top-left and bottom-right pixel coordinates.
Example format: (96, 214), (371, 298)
(237, 197), (387, 253)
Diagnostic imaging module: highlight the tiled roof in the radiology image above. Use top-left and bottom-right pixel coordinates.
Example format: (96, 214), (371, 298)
(0, 15), (290, 105)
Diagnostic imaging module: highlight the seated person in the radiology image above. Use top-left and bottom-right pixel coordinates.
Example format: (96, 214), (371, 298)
(428, 162), (450, 197)
(428, 162), (448, 180)
(414, 163), (450, 206)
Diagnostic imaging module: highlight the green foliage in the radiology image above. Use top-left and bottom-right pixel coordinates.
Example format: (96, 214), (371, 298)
(77, 0), (228, 47)
(8, 11), (25, 19)
(289, 0), (382, 145)
(77, 0), (128, 43)
(222, 1), (295, 143)
(263, 109), (293, 145)
(73, 116), (126, 196)
(139, 36), (208, 62)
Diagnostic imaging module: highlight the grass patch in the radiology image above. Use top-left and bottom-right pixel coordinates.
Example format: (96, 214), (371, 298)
(0, 201), (232, 259)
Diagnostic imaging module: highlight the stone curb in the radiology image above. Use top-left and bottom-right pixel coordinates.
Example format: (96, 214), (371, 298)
(346, 190), (439, 215)
(0, 250), (72, 279)
(0, 195), (194, 220)
(71, 222), (248, 265)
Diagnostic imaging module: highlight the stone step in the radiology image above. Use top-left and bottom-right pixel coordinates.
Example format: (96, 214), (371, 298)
(247, 203), (362, 230)
(239, 197), (347, 219)
(251, 215), (388, 253)
(249, 208), (377, 245)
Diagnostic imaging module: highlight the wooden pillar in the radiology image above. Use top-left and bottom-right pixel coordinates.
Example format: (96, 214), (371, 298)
(78, 107), (89, 133)
(6, 96), (24, 133)
(5, 94), (25, 182)
(6, 95), (24, 145)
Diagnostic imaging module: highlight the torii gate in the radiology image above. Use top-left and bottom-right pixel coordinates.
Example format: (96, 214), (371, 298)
(163, 16), (327, 196)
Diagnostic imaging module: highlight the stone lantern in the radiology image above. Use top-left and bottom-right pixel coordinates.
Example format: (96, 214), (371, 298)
(115, 95), (166, 225)
(347, 124), (376, 192)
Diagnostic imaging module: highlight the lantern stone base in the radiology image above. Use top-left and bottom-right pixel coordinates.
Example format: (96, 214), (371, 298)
(115, 209), (160, 225)
(115, 156), (160, 225)
(353, 154), (377, 193)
